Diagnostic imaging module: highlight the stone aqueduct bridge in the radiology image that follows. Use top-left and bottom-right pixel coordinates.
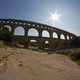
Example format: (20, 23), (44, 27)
(0, 19), (76, 50)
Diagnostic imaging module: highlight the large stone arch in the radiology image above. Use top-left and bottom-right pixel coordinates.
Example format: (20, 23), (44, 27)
(67, 35), (70, 40)
(42, 30), (50, 37)
(28, 28), (39, 37)
(60, 34), (65, 39)
(14, 26), (25, 36)
(4, 25), (11, 32)
(53, 32), (58, 38)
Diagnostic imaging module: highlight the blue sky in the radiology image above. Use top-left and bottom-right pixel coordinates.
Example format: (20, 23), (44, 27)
(0, 0), (80, 36)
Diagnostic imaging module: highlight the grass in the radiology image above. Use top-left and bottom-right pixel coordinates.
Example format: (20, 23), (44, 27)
(0, 40), (10, 48)
(75, 60), (80, 65)
(55, 48), (80, 65)
(0, 40), (5, 48)
(0, 40), (80, 65)
(0, 53), (7, 64)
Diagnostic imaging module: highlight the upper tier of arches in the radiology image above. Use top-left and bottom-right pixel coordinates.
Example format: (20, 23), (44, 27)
(0, 19), (76, 40)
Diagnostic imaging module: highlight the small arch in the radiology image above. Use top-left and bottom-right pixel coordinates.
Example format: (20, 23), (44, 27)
(28, 28), (39, 36)
(60, 34), (65, 39)
(19, 22), (22, 25)
(48, 28), (50, 30)
(11, 22), (14, 23)
(30, 40), (37, 42)
(70, 37), (72, 39)
(7, 21), (9, 23)
(44, 40), (50, 50)
(45, 41), (49, 44)
(29, 39), (38, 49)
(28, 24), (30, 26)
(23, 23), (26, 25)
(32, 24), (35, 26)
(53, 32), (58, 38)
(37, 25), (39, 27)
(4, 25), (11, 32)
(3, 21), (5, 23)
(15, 22), (18, 24)
(14, 27), (25, 36)
(42, 30), (50, 37)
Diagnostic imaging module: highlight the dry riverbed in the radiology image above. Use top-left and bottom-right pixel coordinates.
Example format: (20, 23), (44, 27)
(0, 48), (80, 80)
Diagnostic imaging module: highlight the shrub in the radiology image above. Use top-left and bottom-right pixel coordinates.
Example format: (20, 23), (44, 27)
(71, 51), (80, 61)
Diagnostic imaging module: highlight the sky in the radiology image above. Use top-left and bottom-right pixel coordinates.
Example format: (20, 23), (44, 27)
(0, 0), (80, 36)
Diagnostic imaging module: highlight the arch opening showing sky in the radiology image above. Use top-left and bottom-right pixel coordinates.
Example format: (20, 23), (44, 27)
(14, 27), (25, 36)
(28, 28), (39, 36)
(42, 30), (50, 37)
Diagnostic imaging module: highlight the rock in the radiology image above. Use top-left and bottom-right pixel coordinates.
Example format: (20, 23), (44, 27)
(18, 61), (23, 67)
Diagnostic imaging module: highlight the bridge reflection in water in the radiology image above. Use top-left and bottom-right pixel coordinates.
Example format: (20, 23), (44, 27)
(0, 19), (76, 50)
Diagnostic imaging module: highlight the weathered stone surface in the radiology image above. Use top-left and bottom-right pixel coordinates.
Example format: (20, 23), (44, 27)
(0, 19), (77, 49)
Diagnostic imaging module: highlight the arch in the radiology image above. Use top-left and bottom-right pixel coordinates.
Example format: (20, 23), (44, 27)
(29, 39), (38, 49)
(13, 40), (25, 48)
(28, 28), (39, 36)
(67, 35), (70, 40)
(42, 30), (50, 37)
(44, 40), (50, 50)
(70, 36), (72, 39)
(4, 25), (11, 32)
(14, 27), (25, 36)
(53, 32), (58, 38)
(45, 41), (49, 44)
(60, 34), (65, 39)
(30, 40), (37, 42)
